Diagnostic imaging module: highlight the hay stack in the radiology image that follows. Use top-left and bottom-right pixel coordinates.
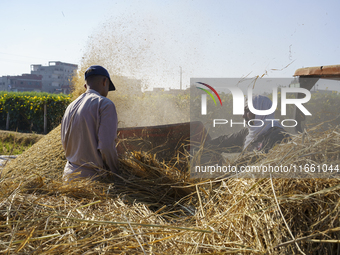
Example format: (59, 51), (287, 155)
(3, 125), (65, 182)
(0, 124), (340, 254)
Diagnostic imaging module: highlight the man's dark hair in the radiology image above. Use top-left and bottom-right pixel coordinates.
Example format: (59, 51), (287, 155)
(85, 75), (106, 85)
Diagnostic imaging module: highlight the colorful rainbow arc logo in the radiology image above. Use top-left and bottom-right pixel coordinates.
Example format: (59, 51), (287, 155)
(196, 82), (223, 106)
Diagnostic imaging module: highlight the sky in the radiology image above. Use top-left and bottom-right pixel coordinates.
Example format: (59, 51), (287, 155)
(1, 0), (340, 90)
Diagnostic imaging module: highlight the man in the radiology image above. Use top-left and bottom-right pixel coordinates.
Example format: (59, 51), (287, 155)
(61, 65), (119, 181)
(207, 95), (289, 153)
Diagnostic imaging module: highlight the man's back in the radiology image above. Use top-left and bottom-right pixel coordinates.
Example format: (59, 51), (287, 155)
(61, 89), (118, 181)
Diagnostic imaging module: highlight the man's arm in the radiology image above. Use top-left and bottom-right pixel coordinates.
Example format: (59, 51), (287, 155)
(97, 100), (119, 173)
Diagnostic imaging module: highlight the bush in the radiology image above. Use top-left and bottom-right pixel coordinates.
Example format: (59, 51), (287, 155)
(0, 92), (71, 133)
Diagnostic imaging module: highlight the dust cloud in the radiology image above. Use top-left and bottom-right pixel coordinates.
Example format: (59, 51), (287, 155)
(71, 14), (205, 128)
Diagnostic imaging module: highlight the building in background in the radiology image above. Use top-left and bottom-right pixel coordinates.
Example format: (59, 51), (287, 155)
(30, 61), (78, 93)
(0, 74), (42, 92)
(0, 61), (77, 93)
(0, 61), (183, 95)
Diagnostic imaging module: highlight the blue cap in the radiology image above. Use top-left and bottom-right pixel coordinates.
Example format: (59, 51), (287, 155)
(84, 65), (116, 91)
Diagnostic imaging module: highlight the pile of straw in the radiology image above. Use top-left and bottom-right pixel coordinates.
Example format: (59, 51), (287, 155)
(1, 124), (340, 254)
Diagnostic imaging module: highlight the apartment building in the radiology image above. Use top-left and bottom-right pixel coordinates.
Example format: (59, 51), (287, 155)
(0, 74), (42, 92)
(30, 61), (78, 93)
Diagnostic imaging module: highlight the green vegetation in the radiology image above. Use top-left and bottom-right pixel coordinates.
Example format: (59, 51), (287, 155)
(0, 91), (71, 133)
(0, 130), (43, 155)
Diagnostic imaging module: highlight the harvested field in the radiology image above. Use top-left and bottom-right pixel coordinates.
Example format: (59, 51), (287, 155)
(1, 124), (340, 254)
(0, 130), (43, 155)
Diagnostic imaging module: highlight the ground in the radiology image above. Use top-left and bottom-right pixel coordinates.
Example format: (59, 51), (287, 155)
(0, 130), (43, 154)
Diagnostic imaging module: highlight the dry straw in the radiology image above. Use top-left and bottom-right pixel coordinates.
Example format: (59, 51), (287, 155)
(1, 123), (340, 254)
